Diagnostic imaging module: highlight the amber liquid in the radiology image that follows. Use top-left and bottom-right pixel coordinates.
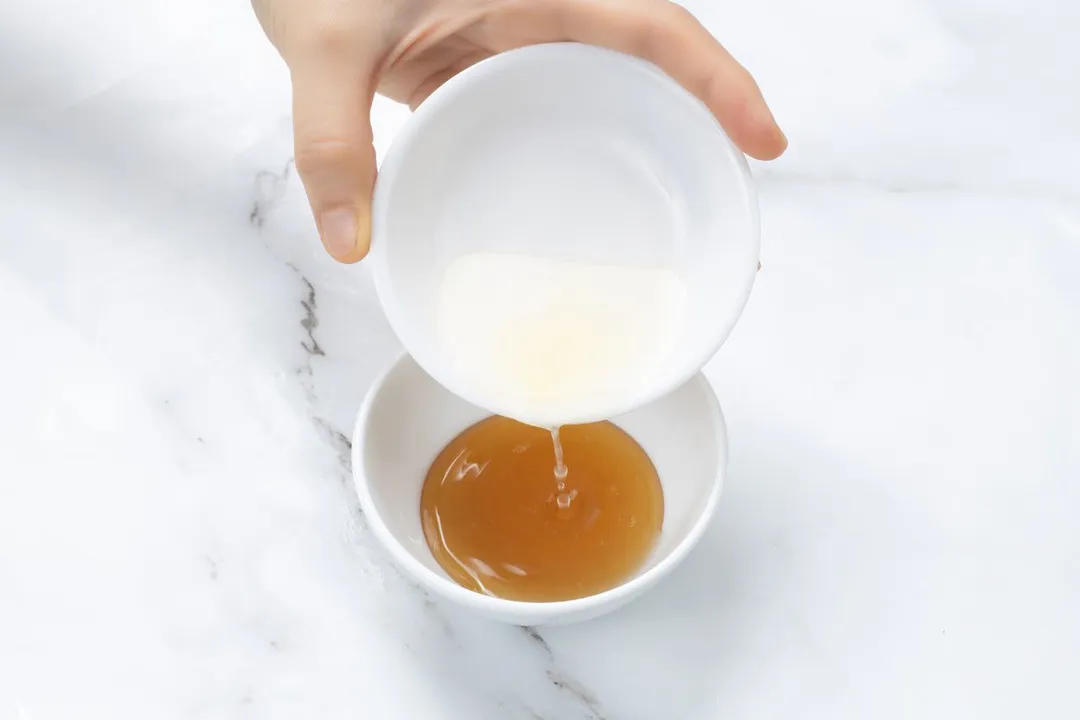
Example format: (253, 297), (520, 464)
(420, 416), (663, 602)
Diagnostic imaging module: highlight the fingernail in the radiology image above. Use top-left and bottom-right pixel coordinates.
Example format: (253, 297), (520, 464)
(320, 208), (357, 259)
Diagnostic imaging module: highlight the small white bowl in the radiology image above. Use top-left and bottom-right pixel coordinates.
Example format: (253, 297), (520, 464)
(369, 42), (759, 425)
(351, 354), (727, 626)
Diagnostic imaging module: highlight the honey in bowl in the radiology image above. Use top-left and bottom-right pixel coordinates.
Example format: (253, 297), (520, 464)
(420, 416), (663, 602)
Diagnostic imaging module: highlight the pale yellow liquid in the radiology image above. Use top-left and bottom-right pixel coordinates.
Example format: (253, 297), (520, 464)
(438, 252), (687, 426)
(420, 416), (664, 602)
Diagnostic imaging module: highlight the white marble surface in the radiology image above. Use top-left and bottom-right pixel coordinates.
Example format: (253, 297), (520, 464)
(1, 0), (1078, 718)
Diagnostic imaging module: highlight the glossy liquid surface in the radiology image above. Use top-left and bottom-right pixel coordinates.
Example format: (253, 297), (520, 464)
(420, 416), (663, 602)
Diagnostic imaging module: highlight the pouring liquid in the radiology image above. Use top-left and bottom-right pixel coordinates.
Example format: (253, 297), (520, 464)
(420, 416), (663, 602)
(424, 252), (679, 601)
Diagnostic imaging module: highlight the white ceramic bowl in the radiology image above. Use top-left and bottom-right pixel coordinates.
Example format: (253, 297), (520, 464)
(351, 354), (727, 626)
(369, 42), (759, 425)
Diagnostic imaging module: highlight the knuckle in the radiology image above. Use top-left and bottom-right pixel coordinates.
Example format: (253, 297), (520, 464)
(294, 140), (363, 178)
(288, 11), (362, 61)
(303, 24), (352, 58)
(631, 19), (666, 59)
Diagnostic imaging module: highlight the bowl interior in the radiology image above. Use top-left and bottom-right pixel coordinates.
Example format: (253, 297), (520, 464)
(371, 43), (759, 421)
(356, 355), (724, 595)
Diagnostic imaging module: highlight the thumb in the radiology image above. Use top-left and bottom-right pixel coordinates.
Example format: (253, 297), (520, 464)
(290, 58), (377, 263)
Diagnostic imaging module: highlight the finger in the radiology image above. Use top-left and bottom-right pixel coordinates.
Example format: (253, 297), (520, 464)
(290, 56), (378, 263)
(488, 0), (787, 160)
(566, 0), (786, 159)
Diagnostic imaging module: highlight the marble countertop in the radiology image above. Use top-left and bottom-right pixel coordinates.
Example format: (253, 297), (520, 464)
(2, 0), (1078, 717)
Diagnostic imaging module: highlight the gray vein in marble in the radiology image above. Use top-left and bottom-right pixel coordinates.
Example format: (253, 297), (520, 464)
(248, 156), (611, 719)
(422, 598), (459, 644)
(280, 260), (353, 477)
(545, 669), (606, 720)
(313, 415), (353, 480)
(248, 163), (357, 480)
(521, 626), (554, 662)
(247, 161), (360, 491)
(298, 276), (325, 358)
(203, 554), (219, 581)
(250, 159), (293, 229)
(520, 626), (607, 720)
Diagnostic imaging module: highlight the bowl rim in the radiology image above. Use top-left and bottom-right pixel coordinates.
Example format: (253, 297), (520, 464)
(367, 41), (760, 427)
(350, 353), (727, 621)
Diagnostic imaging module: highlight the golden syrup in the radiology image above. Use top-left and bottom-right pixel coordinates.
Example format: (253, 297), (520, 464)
(420, 416), (663, 602)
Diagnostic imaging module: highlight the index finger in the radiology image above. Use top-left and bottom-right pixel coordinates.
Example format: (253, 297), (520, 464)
(485, 0), (787, 160)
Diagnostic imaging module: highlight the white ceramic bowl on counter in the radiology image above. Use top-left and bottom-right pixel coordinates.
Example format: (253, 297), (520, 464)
(351, 355), (727, 626)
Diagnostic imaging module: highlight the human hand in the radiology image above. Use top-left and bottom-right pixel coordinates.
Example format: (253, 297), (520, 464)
(253, 0), (787, 263)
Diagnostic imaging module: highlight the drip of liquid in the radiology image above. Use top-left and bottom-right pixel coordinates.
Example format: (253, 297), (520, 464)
(550, 426), (577, 513)
(420, 416), (664, 602)
(551, 426), (567, 485)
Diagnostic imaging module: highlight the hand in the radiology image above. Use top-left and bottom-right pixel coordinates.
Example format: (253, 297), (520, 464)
(253, 0), (787, 263)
